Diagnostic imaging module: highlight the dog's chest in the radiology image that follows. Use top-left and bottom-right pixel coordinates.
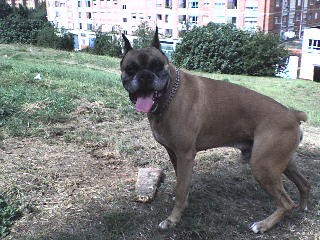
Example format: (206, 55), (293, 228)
(149, 119), (171, 148)
(151, 127), (170, 147)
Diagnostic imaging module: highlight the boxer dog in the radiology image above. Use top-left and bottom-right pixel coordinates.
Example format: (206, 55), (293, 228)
(120, 27), (310, 233)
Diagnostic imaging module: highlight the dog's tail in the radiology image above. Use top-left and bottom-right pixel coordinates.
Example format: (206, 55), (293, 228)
(293, 110), (308, 124)
(292, 110), (307, 143)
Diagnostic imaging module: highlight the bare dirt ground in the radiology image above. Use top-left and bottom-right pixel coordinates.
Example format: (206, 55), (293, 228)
(1, 102), (319, 240)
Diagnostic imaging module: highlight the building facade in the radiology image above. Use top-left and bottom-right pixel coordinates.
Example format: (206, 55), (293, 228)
(46, 0), (320, 48)
(6, 0), (43, 8)
(300, 26), (320, 81)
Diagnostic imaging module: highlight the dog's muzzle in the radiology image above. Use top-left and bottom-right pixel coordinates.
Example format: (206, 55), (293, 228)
(123, 69), (170, 113)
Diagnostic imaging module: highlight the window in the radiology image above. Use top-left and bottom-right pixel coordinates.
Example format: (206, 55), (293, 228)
(245, 1), (258, 11)
(179, 0), (186, 8)
(78, 1), (82, 7)
(214, 1), (225, 9)
(203, 0), (210, 6)
(190, 0), (199, 8)
(87, 23), (93, 30)
(190, 16), (198, 24)
(228, 16), (237, 24)
(282, 15), (287, 24)
(244, 17), (257, 26)
(86, 1), (91, 7)
(156, 0), (162, 7)
(80, 23), (83, 29)
(165, 15), (169, 22)
(275, 0), (280, 7)
(227, 0), (237, 9)
(123, 18), (127, 22)
(308, 39), (320, 50)
(55, 11), (60, 17)
(165, 29), (172, 36)
(296, 13), (301, 21)
(86, 12), (92, 19)
(79, 12), (82, 18)
(165, 0), (172, 8)
(297, 0), (302, 6)
(122, 5), (126, 9)
(178, 15), (186, 23)
(157, 14), (162, 20)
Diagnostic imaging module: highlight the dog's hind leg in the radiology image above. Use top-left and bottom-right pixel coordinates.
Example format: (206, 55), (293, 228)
(284, 159), (310, 211)
(249, 131), (298, 233)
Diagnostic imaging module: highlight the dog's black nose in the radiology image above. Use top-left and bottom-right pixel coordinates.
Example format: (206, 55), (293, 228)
(136, 70), (154, 83)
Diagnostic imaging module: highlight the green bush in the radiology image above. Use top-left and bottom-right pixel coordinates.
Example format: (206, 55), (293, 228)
(172, 23), (288, 76)
(93, 30), (121, 57)
(36, 25), (60, 48)
(58, 31), (75, 51)
(0, 195), (21, 238)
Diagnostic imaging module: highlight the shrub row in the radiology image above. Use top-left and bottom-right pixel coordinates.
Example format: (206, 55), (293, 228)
(173, 23), (288, 76)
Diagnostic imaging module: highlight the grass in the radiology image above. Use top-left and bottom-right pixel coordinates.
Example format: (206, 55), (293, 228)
(0, 195), (21, 238)
(0, 44), (135, 137)
(1, 44), (319, 139)
(0, 44), (319, 239)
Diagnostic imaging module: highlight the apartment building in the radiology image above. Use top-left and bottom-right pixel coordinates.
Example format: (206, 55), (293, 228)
(300, 26), (320, 81)
(46, 0), (320, 49)
(6, 0), (43, 8)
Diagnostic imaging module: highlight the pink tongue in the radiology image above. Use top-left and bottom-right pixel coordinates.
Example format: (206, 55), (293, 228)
(135, 94), (154, 113)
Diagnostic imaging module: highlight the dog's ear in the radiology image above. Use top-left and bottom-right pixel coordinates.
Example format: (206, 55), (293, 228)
(151, 26), (161, 50)
(122, 33), (132, 55)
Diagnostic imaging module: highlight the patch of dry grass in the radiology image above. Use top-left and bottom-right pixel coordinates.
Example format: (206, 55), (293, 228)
(1, 101), (319, 240)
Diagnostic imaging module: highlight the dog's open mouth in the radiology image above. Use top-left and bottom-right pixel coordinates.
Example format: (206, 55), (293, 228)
(131, 91), (161, 113)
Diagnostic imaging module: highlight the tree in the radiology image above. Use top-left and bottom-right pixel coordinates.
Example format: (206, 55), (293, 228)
(0, 0), (13, 19)
(132, 22), (154, 49)
(0, 1), (74, 51)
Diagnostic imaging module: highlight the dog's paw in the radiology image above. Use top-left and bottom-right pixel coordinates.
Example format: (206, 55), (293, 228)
(250, 222), (267, 234)
(158, 218), (176, 230)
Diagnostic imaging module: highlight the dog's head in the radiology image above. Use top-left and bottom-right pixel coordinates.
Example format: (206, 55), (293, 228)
(120, 27), (171, 113)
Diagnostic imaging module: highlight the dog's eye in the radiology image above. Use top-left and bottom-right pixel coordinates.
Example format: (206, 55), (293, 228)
(149, 59), (164, 73)
(124, 62), (140, 76)
(125, 65), (137, 76)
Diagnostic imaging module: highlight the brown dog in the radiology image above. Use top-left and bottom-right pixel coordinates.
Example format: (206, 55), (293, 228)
(120, 28), (310, 233)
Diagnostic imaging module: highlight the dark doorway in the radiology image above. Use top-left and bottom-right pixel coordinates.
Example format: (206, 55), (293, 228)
(314, 66), (320, 82)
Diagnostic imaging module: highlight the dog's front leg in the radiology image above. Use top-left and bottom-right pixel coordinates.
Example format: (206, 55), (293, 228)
(159, 150), (195, 229)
